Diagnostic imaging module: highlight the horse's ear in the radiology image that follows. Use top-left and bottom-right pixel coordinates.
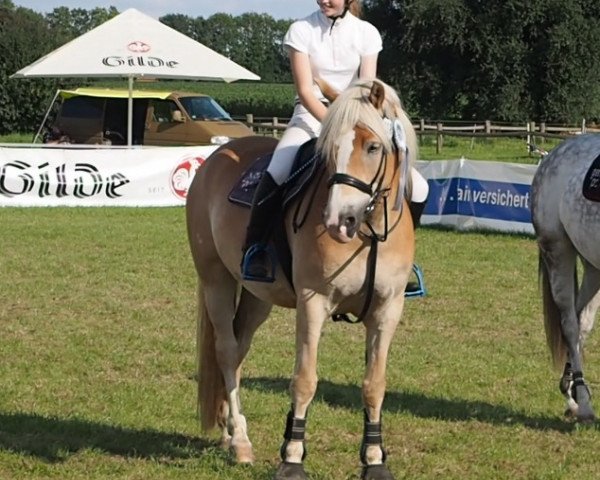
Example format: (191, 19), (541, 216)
(368, 81), (385, 110)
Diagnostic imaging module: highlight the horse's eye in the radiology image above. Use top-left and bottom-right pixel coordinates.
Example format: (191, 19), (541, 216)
(367, 143), (381, 154)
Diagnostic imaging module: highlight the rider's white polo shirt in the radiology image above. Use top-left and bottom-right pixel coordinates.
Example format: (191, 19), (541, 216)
(283, 10), (383, 111)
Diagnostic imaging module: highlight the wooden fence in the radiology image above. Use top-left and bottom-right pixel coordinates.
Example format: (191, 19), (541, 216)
(241, 114), (600, 154)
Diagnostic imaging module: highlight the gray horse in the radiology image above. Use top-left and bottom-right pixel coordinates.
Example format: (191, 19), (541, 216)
(531, 133), (600, 423)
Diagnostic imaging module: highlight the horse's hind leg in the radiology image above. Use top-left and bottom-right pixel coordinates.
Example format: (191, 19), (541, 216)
(576, 259), (600, 347)
(234, 287), (272, 369)
(541, 242), (595, 422)
(202, 279), (271, 463)
(561, 260), (600, 418)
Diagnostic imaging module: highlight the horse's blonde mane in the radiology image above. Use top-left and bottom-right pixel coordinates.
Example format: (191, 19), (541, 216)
(316, 79), (417, 209)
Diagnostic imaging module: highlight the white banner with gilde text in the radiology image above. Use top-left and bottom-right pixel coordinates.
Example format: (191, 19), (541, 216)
(0, 144), (219, 207)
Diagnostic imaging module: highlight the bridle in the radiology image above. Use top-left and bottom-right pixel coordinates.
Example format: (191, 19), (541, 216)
(328, 125), (404, 324)
(326, 146), (391, 242)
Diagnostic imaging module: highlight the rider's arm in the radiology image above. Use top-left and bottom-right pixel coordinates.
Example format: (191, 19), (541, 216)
(359, 54), (379, 80)
(289, 48), (329, 123)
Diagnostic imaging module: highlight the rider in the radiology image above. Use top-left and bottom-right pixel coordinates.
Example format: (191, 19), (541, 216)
(241, 0), (429, 283)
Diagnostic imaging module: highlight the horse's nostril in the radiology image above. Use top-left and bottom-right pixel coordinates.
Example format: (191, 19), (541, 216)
(344, 216), (356, 229)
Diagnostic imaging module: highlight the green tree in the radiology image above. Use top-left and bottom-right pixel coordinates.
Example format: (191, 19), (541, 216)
(161, 12), (292, 83)
(365, 0), (600, 122)
(46, 6), (119, 44)
(0, 2), (58, 134)
(532, 0), (600, 122)
(228, 13), (290, 83)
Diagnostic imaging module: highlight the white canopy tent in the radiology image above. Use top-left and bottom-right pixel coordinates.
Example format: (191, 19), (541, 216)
(12, 8), (260, 146)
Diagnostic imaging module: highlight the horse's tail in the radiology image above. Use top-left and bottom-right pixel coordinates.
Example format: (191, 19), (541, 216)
(196, 283), (226, 431)
(539, 252), (568, 370)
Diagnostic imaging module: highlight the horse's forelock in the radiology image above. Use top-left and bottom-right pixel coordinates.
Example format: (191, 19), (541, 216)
(317, 82), (395, 169)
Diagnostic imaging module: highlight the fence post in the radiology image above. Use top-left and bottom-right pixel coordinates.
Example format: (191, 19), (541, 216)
(436, 122), (443, 154)
(246, 114), (254, 133)
(485, 120), (491, 134)
(540, 122), (546, 145)
(529, 121), (536, 148)
(273, 117), (279, 138)
(419, 119), (425, 146)
(582, 118), (587, 134)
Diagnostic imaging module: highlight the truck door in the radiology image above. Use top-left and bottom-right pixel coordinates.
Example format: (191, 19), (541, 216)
(144, 99), (189, 146)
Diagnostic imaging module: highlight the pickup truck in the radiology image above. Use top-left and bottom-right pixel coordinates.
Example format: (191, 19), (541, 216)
(41, 87), (253, 146)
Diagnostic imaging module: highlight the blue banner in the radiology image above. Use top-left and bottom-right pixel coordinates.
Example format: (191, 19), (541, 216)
(416, 159), (537, 234)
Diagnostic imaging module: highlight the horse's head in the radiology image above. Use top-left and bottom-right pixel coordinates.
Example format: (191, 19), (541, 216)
(317, 79), (416, 243)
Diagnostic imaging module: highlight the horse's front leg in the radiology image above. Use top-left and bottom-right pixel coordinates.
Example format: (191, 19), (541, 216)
(274, 293), (327, 480)
(360, 298), (404, 480)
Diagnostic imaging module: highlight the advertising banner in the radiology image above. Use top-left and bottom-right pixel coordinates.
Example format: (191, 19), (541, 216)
(416, 159), (537, 234)
(1, 145), (538, 234)
(0, 144), (219, 207)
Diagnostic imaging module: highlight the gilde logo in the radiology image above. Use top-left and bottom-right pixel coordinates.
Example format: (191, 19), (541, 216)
(170, 156), (205, 200)
(128, 41), (151, 53)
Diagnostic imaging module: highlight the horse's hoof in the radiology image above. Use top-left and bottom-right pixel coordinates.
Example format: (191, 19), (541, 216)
(231, 442), (254, 464)
(273, 462), (308, 480)
(220, 433), (232, 449)
(574, 401), (596, 424)
(576, 410), (596, 425)
(361, 464), (395, 480)
(564, 408), (577, 421)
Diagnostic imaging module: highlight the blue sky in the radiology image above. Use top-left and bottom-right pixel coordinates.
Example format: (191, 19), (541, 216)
(13, 0), (316, 20)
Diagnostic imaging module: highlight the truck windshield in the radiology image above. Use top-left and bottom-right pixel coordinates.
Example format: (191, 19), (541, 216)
(179, 96), (232, 121)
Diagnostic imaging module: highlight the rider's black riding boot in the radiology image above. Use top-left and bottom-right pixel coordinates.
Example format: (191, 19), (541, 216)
(241, 171), (281, 281)
(406, 200), (427, 295)
(409, 200), (426, 229)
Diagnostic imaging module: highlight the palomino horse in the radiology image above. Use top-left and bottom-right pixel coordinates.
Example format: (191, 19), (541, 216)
(186, 79), (417, 479)
(531, 133), (600, 423)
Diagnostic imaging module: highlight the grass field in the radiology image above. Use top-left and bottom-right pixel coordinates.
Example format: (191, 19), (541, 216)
(1, 207), (599, 479)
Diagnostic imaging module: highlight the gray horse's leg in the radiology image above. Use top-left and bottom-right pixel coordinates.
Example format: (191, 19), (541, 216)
(544, 244), (595, 421)
(576, 259), (600, 346)
(560, 260), (600, 419)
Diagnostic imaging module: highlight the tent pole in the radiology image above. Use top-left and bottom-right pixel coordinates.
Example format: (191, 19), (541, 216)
(34, 89), (61, 143)
(127, 75), (133, 147)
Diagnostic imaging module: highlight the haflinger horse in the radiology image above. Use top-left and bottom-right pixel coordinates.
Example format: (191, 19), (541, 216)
(531, 133), (600, 423)
(186, 79), (417, 480)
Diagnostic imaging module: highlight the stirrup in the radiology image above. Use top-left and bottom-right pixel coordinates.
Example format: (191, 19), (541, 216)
(241, 244), (276, 282)
(405, 264), (426, 298)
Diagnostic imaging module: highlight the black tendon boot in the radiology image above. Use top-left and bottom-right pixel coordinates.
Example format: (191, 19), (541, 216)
(241, 171), (281, 282)
(405, 200), (427, 296)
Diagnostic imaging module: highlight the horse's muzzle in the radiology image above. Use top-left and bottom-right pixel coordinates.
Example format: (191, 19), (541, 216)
(323, 208), (361, 243)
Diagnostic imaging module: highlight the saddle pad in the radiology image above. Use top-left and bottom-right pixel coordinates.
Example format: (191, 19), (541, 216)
(228, 139), (320, 208)
(228, 154), (272, 207)
(583, 152), (600, 202)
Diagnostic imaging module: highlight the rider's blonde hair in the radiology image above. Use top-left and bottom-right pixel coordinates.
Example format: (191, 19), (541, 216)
(348, 0), (362, 18)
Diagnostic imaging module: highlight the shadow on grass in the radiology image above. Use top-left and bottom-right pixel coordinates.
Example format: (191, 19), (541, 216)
(0, 411), (216, 463)
(244, 376), (580, 433)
